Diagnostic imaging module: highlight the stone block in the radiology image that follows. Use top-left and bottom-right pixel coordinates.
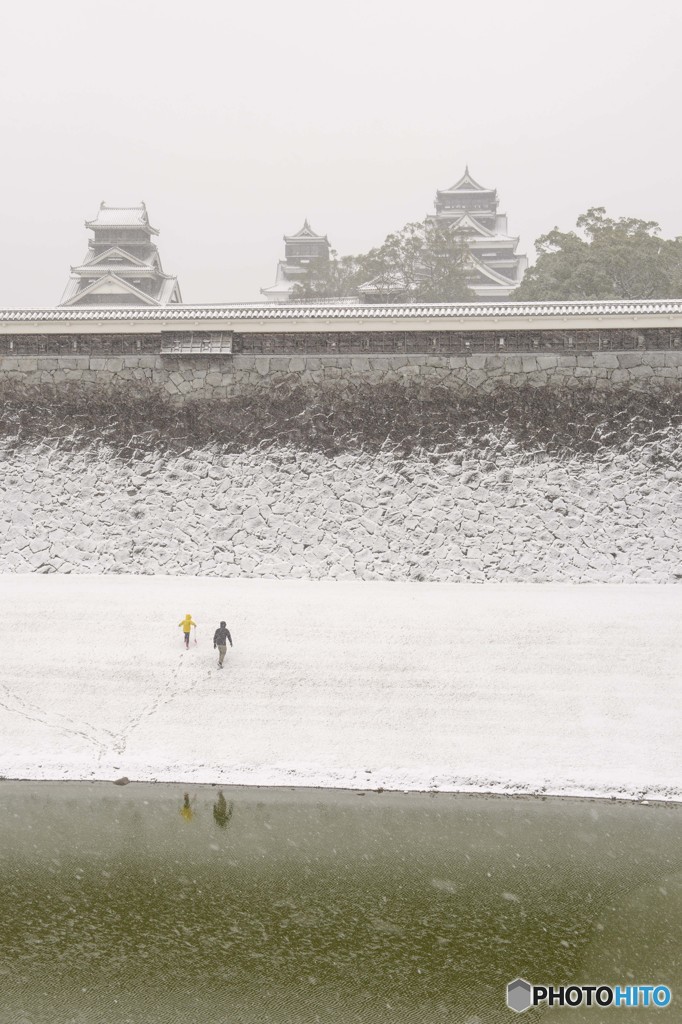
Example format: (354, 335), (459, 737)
(386, 356), (407, 370)
(536, 355), (559, 369)
(105, 358), (124, 372)
(62, 356), (91, 370)
(628, 364), (654, 377)
(593, 353), (619, 368)
(350, 356), (371, 372)
(267, 356), (292, 371)
(231, 355), (257, 371)
(617, 352), (642, 368)
(466, 370), (488, 388)
(139, 355), (160, 369)
(288, 357), (306, 372)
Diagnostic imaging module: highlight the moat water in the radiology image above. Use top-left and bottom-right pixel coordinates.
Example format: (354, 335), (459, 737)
(0, 783), (679, 1024)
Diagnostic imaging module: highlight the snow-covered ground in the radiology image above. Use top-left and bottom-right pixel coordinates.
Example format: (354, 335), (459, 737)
(1, 575), (679, 801)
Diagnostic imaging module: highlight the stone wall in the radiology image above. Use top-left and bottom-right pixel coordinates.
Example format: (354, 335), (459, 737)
(1, 440), (679, 583)
(0, 351), (681, 400)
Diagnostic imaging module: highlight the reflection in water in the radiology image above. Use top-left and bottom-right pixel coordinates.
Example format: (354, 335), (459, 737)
(180, 792), (194, 822)
(0, 784), (678, 1024)
(212, 790), (233, 829)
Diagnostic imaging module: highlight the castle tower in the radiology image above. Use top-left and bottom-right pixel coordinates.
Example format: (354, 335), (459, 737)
(261, 220), (330, 302)
(427, 168), (527, 298)
(59, 202), (182, 306)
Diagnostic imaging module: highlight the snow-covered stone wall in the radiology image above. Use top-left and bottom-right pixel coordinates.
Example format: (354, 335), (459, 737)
(0, 350), (681, 399)
(2, 439), (679, 582)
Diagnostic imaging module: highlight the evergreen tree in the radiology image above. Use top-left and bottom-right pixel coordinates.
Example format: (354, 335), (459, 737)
(291, 221), (474, 302)
(517, 207), (682, 300)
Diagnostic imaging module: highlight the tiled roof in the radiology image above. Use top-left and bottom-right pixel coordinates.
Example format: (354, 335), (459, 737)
(71, 263), (160, 276)
(439, 166), (493, 194)
(2, 300), (682, 323)
(85, 203), (159, 234)
(284, 219), (328, 242)
(79, 246), (157, 269)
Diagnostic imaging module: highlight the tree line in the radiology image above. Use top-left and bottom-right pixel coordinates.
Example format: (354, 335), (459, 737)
(291, 207), (682, 303)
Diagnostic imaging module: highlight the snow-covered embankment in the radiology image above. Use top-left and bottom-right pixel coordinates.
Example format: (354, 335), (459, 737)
(1, 440), (680, 582)
(0, 575), (680, 800)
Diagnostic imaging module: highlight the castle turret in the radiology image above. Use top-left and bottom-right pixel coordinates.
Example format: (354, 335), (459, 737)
(427, 168), (527, 298)
(59, 202), (182, 306)
(261, 220), (330, 302)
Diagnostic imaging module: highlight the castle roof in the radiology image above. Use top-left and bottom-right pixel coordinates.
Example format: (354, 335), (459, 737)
(437, 166), (496, 197)
(62, 202), (179, 306)
(284, 219), (329, 243)
(3, 299), (682, 325)
(59, 272), (181, 307)
(75, 246), (160, 271)
(85, 202), (159, 235)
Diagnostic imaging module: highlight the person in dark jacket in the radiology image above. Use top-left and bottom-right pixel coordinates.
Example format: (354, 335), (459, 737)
(213, 620), (233, 668)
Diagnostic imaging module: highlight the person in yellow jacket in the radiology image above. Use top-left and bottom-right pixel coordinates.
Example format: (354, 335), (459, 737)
(178, 613), (197, 649)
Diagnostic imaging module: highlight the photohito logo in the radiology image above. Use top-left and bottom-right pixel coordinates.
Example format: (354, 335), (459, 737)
(506, 978), (672, 1013)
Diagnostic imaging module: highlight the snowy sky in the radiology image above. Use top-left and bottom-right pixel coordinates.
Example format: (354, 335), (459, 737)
(2, 0), (681, 306)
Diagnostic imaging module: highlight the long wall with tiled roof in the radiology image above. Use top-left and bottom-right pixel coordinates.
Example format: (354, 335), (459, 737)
(1, 299), (682, 333)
